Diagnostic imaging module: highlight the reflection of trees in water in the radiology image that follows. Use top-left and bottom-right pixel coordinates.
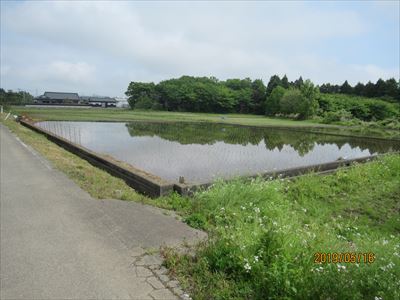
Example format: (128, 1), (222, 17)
(262, 132), (316, 156)
(125, 122), (400, 156)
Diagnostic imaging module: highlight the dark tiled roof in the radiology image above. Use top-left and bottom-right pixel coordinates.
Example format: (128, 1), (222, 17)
(88, 97), (117, 103)
(42, 92), (79, 100)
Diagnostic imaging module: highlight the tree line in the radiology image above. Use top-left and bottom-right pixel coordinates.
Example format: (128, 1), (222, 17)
(126, 75), (400, 120)
(0, 88), (34, 106)
(319, 78), (399, 100)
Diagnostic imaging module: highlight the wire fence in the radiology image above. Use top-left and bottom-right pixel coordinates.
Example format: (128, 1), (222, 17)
(39, 122), (82, 145)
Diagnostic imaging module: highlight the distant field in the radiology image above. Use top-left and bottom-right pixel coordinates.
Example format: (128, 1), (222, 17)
(11, 106), (400, 139)
(12, 107), (325, 127)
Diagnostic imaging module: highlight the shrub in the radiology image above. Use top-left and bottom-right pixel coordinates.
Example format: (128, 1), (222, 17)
(322, 109), (353, 124)
(349, 103), (370, 121)
(134, 96), (155, 109)
(318, 94), (399, 122)
(278, 80), (319, 119)
(377, 118), (400, 130)
(367, 101), (398, 120)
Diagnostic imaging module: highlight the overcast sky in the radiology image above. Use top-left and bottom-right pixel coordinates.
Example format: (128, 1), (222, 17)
(1, 1), (399, 97)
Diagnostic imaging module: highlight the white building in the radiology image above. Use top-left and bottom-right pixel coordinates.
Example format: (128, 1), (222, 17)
(115, 97), (129, 108)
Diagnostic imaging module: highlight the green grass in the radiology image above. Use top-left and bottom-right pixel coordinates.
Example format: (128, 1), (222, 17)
(162, 156), (400, 299)
(2, 114), (399, 299)
(12, 107), (324, 126)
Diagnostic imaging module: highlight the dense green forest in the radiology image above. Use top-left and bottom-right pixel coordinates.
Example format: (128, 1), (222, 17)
(126, 76), (400, 122)
(0, 88), (34, 106)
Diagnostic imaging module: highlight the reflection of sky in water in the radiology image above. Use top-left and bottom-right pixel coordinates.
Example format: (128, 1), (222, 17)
(37, 121), (398, 183)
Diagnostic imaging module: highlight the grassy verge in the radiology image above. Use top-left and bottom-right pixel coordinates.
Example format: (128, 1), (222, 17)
(162, 155), (400, 299)
(2, 117), (399, 299)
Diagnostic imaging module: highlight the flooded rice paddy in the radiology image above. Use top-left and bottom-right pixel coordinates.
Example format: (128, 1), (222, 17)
(37, 121), (400, 183)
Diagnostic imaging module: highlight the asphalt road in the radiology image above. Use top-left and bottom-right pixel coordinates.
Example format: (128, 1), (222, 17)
(0, 124), (204, 299)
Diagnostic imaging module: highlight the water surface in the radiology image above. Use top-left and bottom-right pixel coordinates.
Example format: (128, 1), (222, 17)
(37, 121), (400, 183)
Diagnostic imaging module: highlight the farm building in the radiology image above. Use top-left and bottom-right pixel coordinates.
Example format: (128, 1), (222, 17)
(34, 92), (117, 107)
(35, 92), (82, 105)
(82, 96), (117, 107)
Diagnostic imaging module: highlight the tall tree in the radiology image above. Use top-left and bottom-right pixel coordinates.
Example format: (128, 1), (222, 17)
(319, 83), (331, 94)
(299, 80), (319, 119)
(266, 75), (282, 96)
(251, 79), (267, 114)
(384, 78), (400, 101)
(281, 75), (290, 89)
(353, 82), (365, 96)
(0, 89), (33, 105)
(364, 81), (376, 98)
(265, 86), (285, 116)
(125, 82), (158, 109)
(374, 79), (387, 97)
(340, 80), (353, 94)
(224, 78), (252, 113)
(294, 76), (304, 88)
(279, 88), (302, 115)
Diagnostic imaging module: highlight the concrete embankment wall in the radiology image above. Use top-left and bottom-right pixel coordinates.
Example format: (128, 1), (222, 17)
(174, 155), (383, 196)
(20, 119), (174, 198)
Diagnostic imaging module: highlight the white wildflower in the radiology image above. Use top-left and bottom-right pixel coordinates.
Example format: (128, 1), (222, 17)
(337, 264), (346, 271)
(244, 262), (251, 272)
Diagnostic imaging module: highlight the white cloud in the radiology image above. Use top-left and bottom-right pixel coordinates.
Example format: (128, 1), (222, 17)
(44, 61), (95, 83)
(2, 61), (95, 94)
(0, 1), (398, 96)
(15, 61), (95, 84)
(0, 65), (10, 77)
(3, 2), (366, 66)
